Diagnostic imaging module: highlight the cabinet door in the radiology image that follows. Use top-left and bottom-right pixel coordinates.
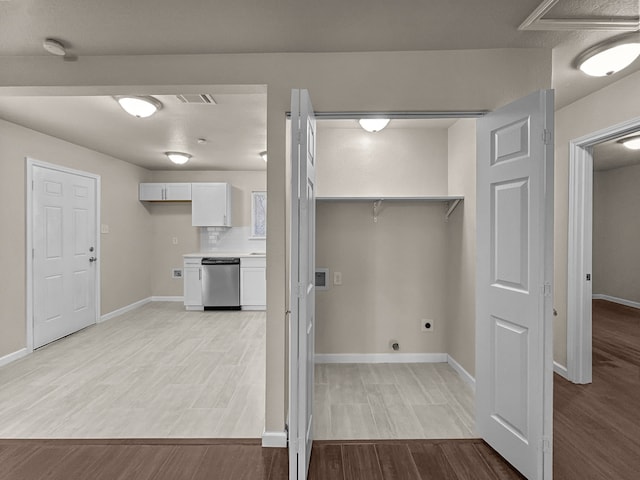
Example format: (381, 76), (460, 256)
(165, 183), (192, 201)
(240, 267), (266, 307)
(184, 266), (202, 306)
(192, 183), (231, 226)
(139, 183), (165, 201)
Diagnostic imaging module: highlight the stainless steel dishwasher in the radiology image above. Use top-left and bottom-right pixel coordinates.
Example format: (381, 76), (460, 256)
(201, 257), (240, 309)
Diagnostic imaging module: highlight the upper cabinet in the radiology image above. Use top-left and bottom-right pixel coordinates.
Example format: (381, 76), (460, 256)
(192, 182), (232, 227)
(139, 183), (191, 201)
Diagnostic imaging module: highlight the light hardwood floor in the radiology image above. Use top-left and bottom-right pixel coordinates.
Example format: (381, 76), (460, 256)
(0, 302), (265, 438)
(313, 363), (475, 439)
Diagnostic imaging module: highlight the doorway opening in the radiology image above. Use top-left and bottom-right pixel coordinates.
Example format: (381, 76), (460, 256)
(566, 115), (640, 384)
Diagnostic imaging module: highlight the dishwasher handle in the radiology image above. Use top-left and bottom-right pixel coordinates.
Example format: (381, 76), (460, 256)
(201, 257), (240, 265)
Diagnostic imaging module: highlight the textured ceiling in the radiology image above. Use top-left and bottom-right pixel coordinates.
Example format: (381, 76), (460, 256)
(0, 0), (639, 170)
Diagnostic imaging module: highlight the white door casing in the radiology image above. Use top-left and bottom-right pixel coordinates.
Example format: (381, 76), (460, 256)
(476, 90), (554, 480)
(288, 89), (316, 480)
(29, 159), (100, 349)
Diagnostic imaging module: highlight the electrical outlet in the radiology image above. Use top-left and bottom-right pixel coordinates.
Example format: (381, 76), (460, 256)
(333, 271), (342, 285)
(172, 236), (179, 245)
(172, 268), (183, 279)
(421, 319), (434, 332)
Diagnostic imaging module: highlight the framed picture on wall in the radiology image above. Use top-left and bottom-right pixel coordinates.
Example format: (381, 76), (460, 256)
(251, 191), (267, 239)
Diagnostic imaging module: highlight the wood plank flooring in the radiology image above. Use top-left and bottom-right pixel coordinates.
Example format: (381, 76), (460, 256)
(553, 299), (640, 480)
(0, 439), (523, 480)
(314, 363), (475, 439)
(0, 303), (265, 438)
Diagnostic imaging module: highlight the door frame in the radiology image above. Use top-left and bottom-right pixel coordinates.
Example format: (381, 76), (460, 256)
(567, 115), (640, 384)
(26, 157), (101, 352)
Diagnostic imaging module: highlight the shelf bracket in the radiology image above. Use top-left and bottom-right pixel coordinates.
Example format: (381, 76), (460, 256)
(445, 199), (462, 222)
(373, 199), (383, 223)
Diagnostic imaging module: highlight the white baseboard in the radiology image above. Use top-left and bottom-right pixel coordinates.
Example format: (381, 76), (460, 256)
(592, 294), (640, 310)
(314, 353), (448, 364)
(447, 355), (476, 391)
(0, 348), (29, 368)
(553, 361), (569, 380)
(100, 297), (152, 323)
(151, 296), (184, 302)
(262, 430), (287, 448)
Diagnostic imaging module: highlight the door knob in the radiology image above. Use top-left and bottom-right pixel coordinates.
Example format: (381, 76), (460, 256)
(89, 257), (97, 263)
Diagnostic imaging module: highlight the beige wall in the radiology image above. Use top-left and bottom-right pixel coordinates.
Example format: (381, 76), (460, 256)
(554, 69), (640, 366)
(316, 202), (449, 354)
(316, 127), (448, 197)
(445, 119), (477, 376)
(0, 118), (152, 357)
(0, 48), (552, 432)
(592, 164), (640, 304)
(147, 170), (266, 297)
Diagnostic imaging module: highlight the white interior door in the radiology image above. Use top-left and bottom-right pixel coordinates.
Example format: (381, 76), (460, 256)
(476, 90), (554, 480)
(32, 163), (98, 348)
(289, 89), (316, 480)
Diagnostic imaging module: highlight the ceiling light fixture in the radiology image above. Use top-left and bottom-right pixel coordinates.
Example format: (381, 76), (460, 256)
(618, 135), (640, 150)
(575, 33), (640, 77)
(259, 151), (268, 162)
(165, 152), (192, 165)
(358, 118), (390, 133)
(115, 96), (163, 118)
(43, 38), (67, 56)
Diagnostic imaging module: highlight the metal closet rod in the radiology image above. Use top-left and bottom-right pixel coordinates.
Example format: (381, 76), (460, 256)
(285, 111), (488, 119)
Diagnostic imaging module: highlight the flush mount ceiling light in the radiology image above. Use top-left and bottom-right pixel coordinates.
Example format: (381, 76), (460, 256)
(358, 118), (390, 133)
(165, 152), (192, 165)
(575, 33), (640, 77)
(618, 134), (640, 150)
(259, 151), (268, 162)
(115, 96), (163, 118)
(43, 38), (67, 56)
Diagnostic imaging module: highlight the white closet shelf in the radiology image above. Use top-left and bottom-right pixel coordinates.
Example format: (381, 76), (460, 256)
(316, 196), (464, 222)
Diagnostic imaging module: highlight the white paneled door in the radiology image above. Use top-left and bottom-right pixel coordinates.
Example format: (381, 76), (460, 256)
(476, 90), (554, 480)
(32, 162), (98, 348)
(289, 89), (316, 480)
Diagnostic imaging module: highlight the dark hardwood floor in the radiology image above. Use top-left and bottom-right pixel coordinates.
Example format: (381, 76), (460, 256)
(1, 299), (637, 479)
(554, 300), (640, 480)
(0, 438), (523, 480)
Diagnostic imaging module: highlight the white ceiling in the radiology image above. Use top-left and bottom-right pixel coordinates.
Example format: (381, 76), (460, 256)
(0, 1), (639, 171)
(0, 92), (268, 171)
(593, 132), (640, 171)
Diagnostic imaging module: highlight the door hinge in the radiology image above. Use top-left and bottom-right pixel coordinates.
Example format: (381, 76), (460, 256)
(586, 273), (591, 281)
(541, 437), (552, 453)
(542, 129), (552, 145)
(542, 283), (552, 297)
(298, 282), (305, 298)
(298, 130), (303, 145)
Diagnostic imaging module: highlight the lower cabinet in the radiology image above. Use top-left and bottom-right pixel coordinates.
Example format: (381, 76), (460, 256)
(183, 259), (203, 310)
(240, 257), (266, 310)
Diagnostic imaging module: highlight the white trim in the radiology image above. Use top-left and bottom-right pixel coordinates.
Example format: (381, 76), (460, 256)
(553, 361), (569, 380)
(567, 115), (640, 385)
(150, 296), (184, 302)
(314, 353), (448, 364)
(592, 294), (640, 310)
(26, 158), (101, 351)
(100, 297), (152, 323)
(262, 430), (287, 448)
(447, 355), (476, 390)
(0, 348), (29, 368)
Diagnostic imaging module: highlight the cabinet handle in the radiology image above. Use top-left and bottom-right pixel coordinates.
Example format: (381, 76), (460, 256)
(199, 268), (201, 280)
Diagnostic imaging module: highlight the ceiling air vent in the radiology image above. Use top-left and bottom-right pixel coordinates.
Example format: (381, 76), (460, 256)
(176, 94), (217, 105)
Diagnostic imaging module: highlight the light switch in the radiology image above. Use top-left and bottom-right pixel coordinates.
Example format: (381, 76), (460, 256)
(333, 271), (342, 285)
(172, 236), (179, 245)
(101, 224), (110, 234)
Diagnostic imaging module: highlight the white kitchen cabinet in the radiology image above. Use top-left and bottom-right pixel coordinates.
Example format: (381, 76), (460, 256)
(191, 183), (232, 227)
(139, 183), (191, 201)
(183, 258), (204, 310)
(240, 257), (266, 310)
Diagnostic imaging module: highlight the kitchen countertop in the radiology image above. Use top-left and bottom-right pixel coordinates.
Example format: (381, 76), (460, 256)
(183, 252), (266, 258)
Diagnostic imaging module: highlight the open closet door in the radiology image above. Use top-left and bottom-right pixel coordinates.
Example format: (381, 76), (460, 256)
(289, 89), (316, 480)
(476, 90), (554, 480)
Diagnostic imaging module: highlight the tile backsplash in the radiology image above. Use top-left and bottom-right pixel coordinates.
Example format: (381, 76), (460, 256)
(199, 226), (266, 253)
